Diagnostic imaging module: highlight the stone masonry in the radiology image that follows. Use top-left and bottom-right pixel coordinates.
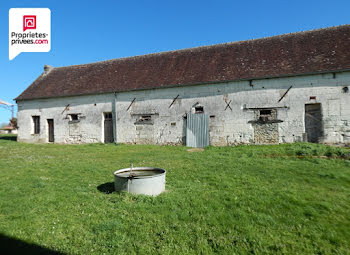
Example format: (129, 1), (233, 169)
(17, 71), (350, 145)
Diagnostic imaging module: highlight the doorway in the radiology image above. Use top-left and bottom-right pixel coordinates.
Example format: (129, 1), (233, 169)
(104, 112), (114, 143)
(305, 103), (323, 143)
(186, 113), (209, 148)
(47, 119), (54, 142)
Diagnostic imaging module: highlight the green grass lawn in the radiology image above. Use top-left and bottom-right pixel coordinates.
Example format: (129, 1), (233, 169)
(0, 135), (349, 254)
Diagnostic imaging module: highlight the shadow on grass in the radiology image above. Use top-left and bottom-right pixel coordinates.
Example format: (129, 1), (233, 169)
(0, 233), (64, 255)
(0, 135), (17, 141)
(97, 182), (115, 194)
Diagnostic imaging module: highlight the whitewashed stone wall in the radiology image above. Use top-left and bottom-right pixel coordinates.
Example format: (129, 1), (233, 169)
(17, 71), (350, 145)
(17, 94), (116, 143)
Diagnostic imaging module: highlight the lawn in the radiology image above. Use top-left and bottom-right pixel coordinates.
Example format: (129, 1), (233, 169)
(0, 135), (349, 254)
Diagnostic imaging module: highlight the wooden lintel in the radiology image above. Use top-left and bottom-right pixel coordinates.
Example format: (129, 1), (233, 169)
(244, 106), (289, 110)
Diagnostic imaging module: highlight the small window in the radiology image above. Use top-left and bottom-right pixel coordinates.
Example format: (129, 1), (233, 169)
(258, 109), (274, 122)
(32, 116), (40, 134)
(139, 115), (151, 122)
(195, 106), (204, 114)
(70, 114), (79, 121)
(135, 115), (153, 125)
(68, 113), (82, 124)
(260, 109), (272, 116)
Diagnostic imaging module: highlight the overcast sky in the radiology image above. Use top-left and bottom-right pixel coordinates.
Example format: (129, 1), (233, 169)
(1, 0), (350, 123)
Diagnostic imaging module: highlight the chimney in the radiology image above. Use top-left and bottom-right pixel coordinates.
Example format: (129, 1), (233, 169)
(43, 65), (53, 75)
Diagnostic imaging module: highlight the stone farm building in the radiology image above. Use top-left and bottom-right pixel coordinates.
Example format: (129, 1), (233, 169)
(16, 25), (350, 146)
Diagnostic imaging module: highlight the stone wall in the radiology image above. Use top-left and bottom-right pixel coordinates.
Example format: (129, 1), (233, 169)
(17, 71), (350, 145)
(17, 94), (115, 143)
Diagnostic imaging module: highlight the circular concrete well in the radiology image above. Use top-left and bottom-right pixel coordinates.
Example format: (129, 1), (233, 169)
(114, 167), (166, 196)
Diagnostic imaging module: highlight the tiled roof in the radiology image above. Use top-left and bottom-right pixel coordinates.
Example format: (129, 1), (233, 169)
(16, 25), (350, 101)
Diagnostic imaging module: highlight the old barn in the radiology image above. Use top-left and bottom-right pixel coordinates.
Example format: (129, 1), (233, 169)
(15, 25), (350, 146)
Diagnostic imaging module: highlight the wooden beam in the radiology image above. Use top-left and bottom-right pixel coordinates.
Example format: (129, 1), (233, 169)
(126, 98), (136, 111)
(169, 95), (180, 108)
(278, 86), (293, 103)
(61, 104), (70, 114)
(224, 100), (232, 111)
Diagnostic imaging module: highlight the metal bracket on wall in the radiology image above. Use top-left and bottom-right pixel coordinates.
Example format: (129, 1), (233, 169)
(224, 100), (232, 111)
(126, 98), (136, 111)
(169, 95), (180, 108)
(278, 86), (293, 103)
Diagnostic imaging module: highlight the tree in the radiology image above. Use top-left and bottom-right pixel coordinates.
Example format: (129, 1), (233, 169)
(10, 118), (18, 128)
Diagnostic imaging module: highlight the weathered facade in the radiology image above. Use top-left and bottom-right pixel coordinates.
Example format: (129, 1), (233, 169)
(16, 25), (350, 146)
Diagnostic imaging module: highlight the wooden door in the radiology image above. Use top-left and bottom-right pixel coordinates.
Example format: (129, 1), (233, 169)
(104, 113), (114, 143)
(47, 119), (54, 142)
(305, 103), (323, 143)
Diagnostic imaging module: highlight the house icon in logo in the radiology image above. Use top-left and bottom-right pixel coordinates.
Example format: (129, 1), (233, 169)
(23, 15), (36, 31)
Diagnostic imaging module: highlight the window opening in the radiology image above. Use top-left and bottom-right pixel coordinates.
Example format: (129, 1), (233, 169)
(32, 116), (40, 134)
(135, 115), (153, 124)
(70, 114), (79, 121)
(259, 109), (273, 122)
(195, 106), (204, 114)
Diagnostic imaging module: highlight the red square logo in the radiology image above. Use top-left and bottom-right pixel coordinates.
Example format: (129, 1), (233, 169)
(23, 15), (36, 31)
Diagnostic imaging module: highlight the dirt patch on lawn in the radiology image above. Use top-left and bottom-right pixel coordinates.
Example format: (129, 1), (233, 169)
(187, 148), (205, 152)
